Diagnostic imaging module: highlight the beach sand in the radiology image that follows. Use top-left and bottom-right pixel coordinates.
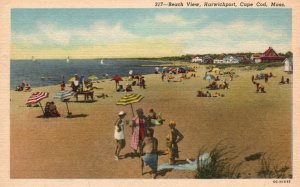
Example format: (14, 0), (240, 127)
(10, 65), (292, 178)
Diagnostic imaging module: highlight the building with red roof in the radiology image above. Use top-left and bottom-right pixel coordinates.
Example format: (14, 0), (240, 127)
(251, 47), (285, 63)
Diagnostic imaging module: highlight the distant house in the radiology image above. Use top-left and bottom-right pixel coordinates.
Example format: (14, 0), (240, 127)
(202, 55), (214, 64)
(191, 56), (202, 63)
(251, 53), (262, 63)
(251, 47), (285, 63)
(213, 58), (224, 64)
(223, 55), (239, 64)
(283, 57), (293, 72)
(236, 55), (250, 63)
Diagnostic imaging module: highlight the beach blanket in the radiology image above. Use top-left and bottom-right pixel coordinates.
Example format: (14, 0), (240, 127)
(130, 126), (140, 150)
(157, 153), (211, 171)
(143, 153), (158, 170)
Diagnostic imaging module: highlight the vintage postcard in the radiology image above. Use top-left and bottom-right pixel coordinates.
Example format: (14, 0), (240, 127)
(0, 0), (299, 186)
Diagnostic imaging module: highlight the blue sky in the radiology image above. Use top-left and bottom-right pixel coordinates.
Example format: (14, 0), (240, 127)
(11, 8), (292, 59)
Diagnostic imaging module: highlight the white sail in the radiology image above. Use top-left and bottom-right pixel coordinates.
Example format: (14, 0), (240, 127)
(66, 56), (70, 63)
(100, 59), (104, 65)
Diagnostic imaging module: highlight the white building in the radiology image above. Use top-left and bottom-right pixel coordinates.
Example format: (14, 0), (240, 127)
(223, 55), (239, 64)
(283, 57), (293, 72)
(213, 59), (224, 64)
(251, 53), (262, 63)
(191, 56), (203, 63)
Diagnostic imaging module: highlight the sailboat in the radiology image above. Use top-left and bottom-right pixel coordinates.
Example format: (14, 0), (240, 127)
(100, 59), (104, 65)
(66, 56), (70, 63)
(32, 56), (36, 62)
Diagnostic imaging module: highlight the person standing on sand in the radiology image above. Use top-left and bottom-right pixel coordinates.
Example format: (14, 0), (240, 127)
(280, 76), (285, 84)
(130, 108), (149, 157)
(166, 121), (184, 164)
(60, 81), (65, 91)
(161, 73), (166, 81)
(264, 74), (268, 83)
(114, 111), (127, 160)
(141, 128), (158, 179)
(255, 82), (260, 93)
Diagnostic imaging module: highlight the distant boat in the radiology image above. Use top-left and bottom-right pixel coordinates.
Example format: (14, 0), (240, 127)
(32, 56), (36, 62)
(66, 56), (70, 63)
(100, 59), (104, 65)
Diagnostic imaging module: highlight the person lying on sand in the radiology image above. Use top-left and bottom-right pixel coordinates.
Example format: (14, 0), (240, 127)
(197, 90), (206, 97)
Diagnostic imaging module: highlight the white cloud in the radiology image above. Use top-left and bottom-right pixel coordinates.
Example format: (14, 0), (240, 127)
(12, 18), (291, 58)
(177, 20), (291, 54)
(12, 32), (42, 45)
(37, 23), (71, 45)
(154, 13), (202, 26)
(73, 21), (138, 43)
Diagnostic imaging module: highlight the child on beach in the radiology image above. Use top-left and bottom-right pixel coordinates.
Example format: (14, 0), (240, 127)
(166, 121), (184, 165)
(114, 111), (127, 160)
(141, 128), (158, 179)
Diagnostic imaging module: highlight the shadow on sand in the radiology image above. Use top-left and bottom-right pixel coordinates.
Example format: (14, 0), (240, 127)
(121, 150), (168, 160)
(69, 100), (98, 104)
(36, 114), (88, 119)
(66, 114), (88, 118)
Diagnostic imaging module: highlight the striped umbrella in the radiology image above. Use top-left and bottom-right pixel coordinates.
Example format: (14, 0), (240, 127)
(26, 92), (49, 114)
(54, 90), (75, 116)
(116, 93), (144, 116)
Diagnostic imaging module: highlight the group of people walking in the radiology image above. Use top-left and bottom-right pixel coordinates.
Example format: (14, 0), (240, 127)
(113, 108), (184, 179)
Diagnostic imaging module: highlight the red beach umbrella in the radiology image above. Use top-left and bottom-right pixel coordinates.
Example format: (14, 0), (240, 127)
(26, 92), (49, 114)
(111, 75), (123, 81)
(111, 75), (123, 90)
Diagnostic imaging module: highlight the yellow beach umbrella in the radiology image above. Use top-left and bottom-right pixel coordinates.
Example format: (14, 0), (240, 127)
(116, 93), (144, 116)
(68, 76), (76, 83)
(88, 75), (98, 80)
(212, 67), (220, 72)
(88, 75), (99, 82)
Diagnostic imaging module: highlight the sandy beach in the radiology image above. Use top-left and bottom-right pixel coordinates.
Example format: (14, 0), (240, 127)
(10, 65), (292, 178)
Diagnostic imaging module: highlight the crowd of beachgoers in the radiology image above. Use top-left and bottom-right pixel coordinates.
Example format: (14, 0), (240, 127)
(11, 62), (292, 179)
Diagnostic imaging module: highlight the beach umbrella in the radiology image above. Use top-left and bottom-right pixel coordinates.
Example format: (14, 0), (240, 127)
(203, 74), (215, 81)
(88, 75), (99, 82)
(212, 67), (220, 72)
(111, 75), (123, 91)
(116, 93), (144, 116)
(68, 76), (75, 83)
(54, 90), (75, 116)
(26, 92), (49, 114)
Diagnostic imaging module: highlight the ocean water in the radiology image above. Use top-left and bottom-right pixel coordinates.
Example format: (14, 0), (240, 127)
(10, 59), (164, 89)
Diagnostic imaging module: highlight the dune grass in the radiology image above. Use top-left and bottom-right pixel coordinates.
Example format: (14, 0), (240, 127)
(195, 144), (291, 179)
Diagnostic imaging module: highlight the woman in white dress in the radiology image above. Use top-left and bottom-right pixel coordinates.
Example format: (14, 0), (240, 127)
(114, 111), (127, 160)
